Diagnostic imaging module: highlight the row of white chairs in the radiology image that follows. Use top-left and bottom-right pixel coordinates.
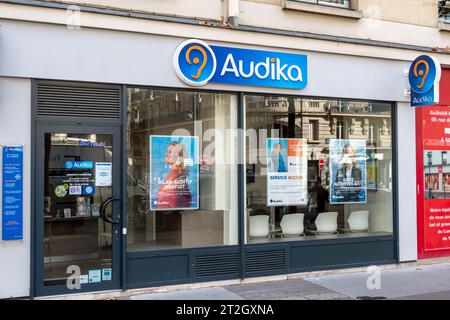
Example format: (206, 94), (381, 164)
(249, 211), (370, 239)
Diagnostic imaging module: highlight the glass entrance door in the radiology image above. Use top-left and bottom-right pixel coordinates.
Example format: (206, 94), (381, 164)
(35, 126), (121, 295)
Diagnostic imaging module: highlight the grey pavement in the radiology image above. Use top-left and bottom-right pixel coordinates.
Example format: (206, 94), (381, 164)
(126, 287), (243, 300)
(308, 263), (450, 299)
(122, 263), (450, 300)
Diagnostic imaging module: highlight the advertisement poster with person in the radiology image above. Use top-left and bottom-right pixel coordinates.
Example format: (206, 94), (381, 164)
(150, 135), (199, 210)
(266, 138), (308, 206)
(329, 139), (367, 204)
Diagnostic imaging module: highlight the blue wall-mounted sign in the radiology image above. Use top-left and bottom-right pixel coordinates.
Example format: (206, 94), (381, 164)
(2, 146), (23, 240)
(174, 39), (307, 89)
(65, 161), (94, 170)
(409, 55), (441, 107)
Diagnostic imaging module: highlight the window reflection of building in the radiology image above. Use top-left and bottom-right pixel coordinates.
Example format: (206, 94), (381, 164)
(425, 174), (440, 191)
(423, 150), (450, 199)
(245, 96), (393, 243)
(126, 88), (238, 251)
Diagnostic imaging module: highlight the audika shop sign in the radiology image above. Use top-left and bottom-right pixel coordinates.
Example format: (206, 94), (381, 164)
(173, 39), (308, 90)
(409, 55), (441, 107)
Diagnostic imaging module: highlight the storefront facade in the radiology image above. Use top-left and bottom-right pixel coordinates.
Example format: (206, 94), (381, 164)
(0, 18), (419, 298)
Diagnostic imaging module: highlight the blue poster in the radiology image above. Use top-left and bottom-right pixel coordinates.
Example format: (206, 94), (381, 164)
(150, 135), (199, 210)
(329, 139), (366, 204)
(266, 138), (308, 206)
(2, 146), (23, 240)
(408, 55), (441, 107)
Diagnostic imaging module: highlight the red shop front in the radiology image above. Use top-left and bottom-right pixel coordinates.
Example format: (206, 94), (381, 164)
(416, 68), (450, 259)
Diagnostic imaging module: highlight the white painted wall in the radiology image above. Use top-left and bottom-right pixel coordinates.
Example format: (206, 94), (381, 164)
(0, 77), (31, 298)
(0, 20), (411, 102)
(397, 102), (418, 262)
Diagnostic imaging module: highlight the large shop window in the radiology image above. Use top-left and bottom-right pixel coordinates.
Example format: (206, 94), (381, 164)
(245, 95), (393, 243)
(127, 88), (238, 251)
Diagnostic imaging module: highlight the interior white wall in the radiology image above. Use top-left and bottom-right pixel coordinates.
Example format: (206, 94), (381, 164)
(397, 102), (418, 262)
(0, 77), (31, 298)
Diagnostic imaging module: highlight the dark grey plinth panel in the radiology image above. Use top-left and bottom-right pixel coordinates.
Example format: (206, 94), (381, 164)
(125, 238), (395, 289)
(126, 253), (190, 287)
(244, 243), (289, 278)
(126, 246), (240, 289)
(244, 236), (396, 278)
(289, 237), (396, 273)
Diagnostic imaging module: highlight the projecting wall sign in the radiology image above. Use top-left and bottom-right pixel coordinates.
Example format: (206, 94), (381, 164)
(409, 55), (441, 107)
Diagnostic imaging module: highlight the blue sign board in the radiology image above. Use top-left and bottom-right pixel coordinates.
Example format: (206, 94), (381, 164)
(409, 55), (441, 107)
(174, 39), (307, 89)
(65, 161), (94, 170)
(2, 146), (23, 240)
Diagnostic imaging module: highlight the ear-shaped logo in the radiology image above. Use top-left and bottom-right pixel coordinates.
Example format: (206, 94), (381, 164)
(186, 45), (208, 79)
(413, 59), (429, 90)
(174, 39), (217, 86)
(409, 55), (439, 95)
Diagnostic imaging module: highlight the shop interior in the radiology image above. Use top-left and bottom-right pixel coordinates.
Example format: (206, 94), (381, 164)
(126, 89), (394, 251)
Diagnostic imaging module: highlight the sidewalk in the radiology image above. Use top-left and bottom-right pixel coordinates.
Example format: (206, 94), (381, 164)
(120, 261), (450, 300)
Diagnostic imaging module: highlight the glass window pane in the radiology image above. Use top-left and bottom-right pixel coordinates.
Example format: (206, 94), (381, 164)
(127, 88), (238, 251)
(296, 0), (350, 9)
(245, 95), (393, 243)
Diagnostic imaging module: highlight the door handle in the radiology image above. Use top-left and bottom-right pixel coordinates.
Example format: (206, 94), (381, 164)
(99, 197), (120, 224)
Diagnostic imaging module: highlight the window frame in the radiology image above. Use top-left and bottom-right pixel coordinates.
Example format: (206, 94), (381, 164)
(242, 92), (396, 245)
(439, 0), (450, 23)
(125, 86), (241, 253)
(292, 0), (352, 10)
(122, 84), (397, 254)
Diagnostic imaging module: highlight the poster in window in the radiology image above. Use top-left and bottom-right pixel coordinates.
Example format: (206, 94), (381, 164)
(366, 159), (378, 190)
(266, 138), (308, 206)
(329, 139), (367, 204)
(150, 135), (199, 210)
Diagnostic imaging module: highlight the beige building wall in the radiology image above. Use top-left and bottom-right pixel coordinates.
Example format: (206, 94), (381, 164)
(357, 0), (438, 27)
(44, 0), (225, 20)
(243, 0), (438, 27)
(238, 0), (450, 50)
(48, 0), (441, 29)
(37, 0), (445, 29)
(0, 0), (446, 64)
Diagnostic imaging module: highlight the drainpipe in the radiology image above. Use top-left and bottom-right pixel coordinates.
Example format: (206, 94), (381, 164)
(228, 0), (239, 27)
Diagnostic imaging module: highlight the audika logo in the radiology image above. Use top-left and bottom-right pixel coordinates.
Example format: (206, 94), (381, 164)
(408, 55), (441, 107)
(173, 39), (217, 86)
(173, 39), (308, 90)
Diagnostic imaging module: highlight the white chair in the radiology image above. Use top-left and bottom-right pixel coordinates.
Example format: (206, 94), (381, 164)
(280, 213), (305, 237)
(315, 211), (338, 234)
(249, 215), (270, 239)
(347, 210), (370, 232)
